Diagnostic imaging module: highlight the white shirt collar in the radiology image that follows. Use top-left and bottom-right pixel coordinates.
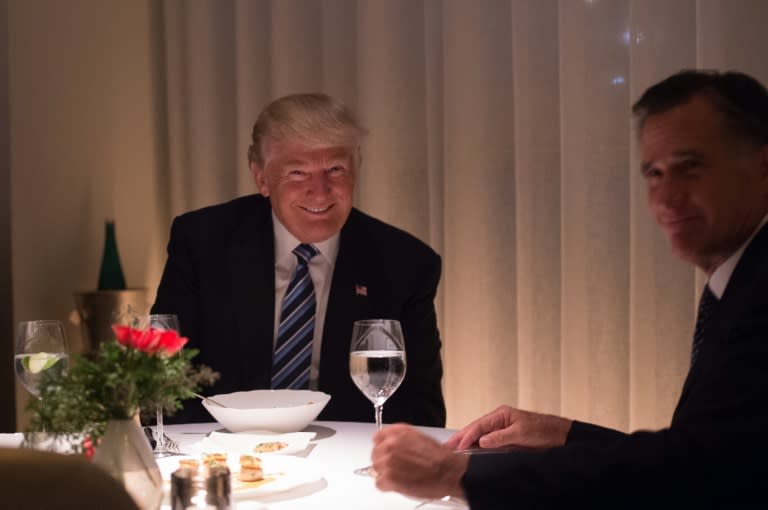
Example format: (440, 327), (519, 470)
(708, 213), (768, 299)
(272, 212), (340, 267)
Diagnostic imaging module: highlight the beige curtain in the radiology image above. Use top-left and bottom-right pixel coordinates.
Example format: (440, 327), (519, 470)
(8, 0), (768, 430)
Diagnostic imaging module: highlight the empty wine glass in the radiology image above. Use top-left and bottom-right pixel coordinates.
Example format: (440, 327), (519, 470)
(14, 320), (69, 398)
(349, 319), (407, 476)
(136, 313), (180, 457)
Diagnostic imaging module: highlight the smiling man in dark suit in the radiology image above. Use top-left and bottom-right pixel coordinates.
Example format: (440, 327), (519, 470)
(152, 93), (445, 426)
(372, 70), (768, 508)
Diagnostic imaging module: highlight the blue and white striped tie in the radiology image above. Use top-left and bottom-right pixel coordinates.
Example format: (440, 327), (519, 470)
(271, 244), (319, 389)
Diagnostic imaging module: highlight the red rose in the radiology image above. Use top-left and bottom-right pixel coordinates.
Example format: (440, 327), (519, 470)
(82, 436), (95, 460)
(113, 325), (141, 348)
(111, 325), (188, 356)
(155, 328), (188, 356)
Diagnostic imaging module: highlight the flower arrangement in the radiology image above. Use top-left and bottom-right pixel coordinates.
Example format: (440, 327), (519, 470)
(26, 325), (218, 453)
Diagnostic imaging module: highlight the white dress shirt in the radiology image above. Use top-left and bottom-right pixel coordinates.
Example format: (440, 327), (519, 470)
(272, 213), (339, 390)
(708, 213), (768, 298)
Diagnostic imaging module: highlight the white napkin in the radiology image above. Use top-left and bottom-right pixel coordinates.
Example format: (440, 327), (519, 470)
(188, 430), (315, 456)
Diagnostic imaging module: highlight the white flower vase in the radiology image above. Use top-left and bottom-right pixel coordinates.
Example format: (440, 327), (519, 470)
(92, 416), (163, 510)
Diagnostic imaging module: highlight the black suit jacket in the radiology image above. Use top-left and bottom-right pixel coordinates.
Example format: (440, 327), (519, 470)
(152, 195), (446, 427)
(463, 223), (768, 509)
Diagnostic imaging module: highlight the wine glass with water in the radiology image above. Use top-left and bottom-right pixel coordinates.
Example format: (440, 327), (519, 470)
(14, 320), (69, 398)
(136, 313), (180, 456)
(349, 319), (407, 476)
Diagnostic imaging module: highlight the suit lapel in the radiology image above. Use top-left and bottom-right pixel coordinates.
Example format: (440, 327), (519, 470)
(673, 223), (768, 420)
(319, 210), (370, 387)
(228, 200), (275, 389)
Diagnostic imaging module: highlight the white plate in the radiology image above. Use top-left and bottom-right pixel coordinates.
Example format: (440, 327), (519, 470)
(157, 453), (322, 498)
(187, 430), (315, 456)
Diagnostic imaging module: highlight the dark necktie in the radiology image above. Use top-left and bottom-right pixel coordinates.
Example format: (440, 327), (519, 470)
(271, 244), (319, 389)
(691, 285), (718, 368)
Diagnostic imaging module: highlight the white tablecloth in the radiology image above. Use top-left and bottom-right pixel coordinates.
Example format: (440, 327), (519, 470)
(0, 422), (464, 509)
(161, 421), (463, 510)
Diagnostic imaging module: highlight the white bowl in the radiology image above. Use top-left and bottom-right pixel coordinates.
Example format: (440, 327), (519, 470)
(201, 389), (331, 433)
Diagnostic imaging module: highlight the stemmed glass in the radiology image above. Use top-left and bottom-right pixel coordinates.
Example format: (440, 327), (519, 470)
(15, 320), (69, 398)
(349, 319), (407, 476)
(135, 313), (180, 457)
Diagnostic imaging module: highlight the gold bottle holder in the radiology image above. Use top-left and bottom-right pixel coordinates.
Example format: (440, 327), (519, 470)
(72, 289), (149, 352)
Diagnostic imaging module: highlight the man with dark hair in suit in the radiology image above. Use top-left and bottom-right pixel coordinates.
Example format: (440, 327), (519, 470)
(153, 93), (446, 426)
(372, 70), (768, 508)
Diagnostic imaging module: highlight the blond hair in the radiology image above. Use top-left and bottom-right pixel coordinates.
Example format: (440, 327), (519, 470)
(248, 93), (367, 166)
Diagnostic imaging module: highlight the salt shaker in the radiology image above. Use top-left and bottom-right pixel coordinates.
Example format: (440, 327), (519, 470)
(170, 468), (196, 510)
(170, 465), (231, 510)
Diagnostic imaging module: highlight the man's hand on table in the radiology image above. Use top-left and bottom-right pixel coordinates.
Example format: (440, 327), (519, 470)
(371, 406), (573, 500)
(372, 424), (468, 500)
(445, 405), (573, 450)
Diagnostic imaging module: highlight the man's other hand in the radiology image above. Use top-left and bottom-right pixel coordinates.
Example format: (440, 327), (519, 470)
(445, 405), (573, 450)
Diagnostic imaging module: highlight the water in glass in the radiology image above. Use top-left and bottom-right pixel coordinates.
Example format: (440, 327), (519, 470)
(14, 320), (69, 397)
(349, 350), (406, 406)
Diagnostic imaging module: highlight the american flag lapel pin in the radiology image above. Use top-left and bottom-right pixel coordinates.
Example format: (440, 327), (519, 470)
(355, 284), (368, 297)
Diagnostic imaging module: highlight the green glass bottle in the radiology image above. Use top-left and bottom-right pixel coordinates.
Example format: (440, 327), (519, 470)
(97, 220), (127, 290)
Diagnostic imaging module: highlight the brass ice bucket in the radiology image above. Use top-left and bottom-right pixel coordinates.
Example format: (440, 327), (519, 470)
(73, 289), (150, 352)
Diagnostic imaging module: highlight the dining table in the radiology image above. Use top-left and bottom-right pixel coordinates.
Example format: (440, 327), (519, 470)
(0, 421), (468, 510)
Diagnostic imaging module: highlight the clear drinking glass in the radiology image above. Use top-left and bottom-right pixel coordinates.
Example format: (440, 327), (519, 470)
(135, 313), (180, 457)
(349, 319), (407, 476)
(14, 320), (69, 398)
